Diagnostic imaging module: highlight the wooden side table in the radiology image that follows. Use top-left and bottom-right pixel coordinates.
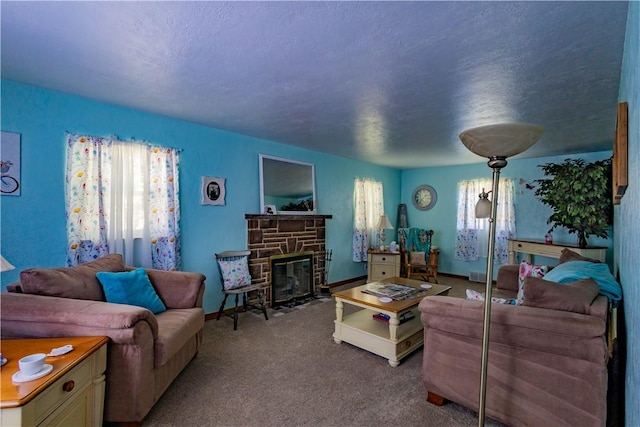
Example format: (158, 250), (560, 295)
(508, 239), (607, 264)
(0, 336), (108, 427)
(367, 250), (401, 282)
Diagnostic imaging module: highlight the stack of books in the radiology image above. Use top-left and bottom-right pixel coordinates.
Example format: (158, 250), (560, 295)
(372, 310), (415, 324)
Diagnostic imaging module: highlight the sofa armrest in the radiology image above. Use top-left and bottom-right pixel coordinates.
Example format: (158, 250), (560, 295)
(0, 292), (159, 343)
(419, 295), (608, 363)
(143, 269), (205, 309)
(496, 264), (519, 292)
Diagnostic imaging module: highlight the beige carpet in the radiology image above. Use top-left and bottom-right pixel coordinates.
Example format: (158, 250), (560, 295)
(144, 276), (504, 427)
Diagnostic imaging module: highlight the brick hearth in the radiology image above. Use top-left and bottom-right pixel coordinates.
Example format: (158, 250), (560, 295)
(245, 214), (332, 306)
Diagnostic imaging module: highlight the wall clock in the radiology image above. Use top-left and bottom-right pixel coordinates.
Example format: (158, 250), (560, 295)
(411, 185), (437, 211)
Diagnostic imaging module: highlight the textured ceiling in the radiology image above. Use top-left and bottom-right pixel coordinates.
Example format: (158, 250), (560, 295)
(0, 1), (628, 168)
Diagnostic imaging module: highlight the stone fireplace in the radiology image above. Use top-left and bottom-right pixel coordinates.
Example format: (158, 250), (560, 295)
(245, 214), (332, 307)
(270, 251), (314, 307)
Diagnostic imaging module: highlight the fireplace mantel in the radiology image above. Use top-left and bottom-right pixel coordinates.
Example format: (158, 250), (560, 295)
(245, 214), (333, 220)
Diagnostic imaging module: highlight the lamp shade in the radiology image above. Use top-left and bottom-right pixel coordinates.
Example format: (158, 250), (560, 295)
(0, 255), (15, 272)
(459, 123), (544, 158)
(377, 214), (394, 230)
(475, 199), (492, 219)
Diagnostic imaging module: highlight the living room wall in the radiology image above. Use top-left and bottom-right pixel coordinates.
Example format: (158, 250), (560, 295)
(616, 1), (639, 423)
(400, 150), (613, 278)
(0, 80), (400, 314)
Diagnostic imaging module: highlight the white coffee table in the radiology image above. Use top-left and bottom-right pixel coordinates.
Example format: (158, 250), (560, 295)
(332, 277), (450, 367)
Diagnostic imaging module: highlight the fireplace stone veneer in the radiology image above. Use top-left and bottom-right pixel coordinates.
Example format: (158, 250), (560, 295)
(245, 214), (332, 307)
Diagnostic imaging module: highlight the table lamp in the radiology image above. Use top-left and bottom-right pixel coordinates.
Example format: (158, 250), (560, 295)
(376, 214), (394, 251)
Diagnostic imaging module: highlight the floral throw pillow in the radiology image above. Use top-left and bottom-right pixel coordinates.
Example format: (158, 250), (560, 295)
(517, 260), (548, 305)
(409, 251), (426, 264)
(218, 257), (252, 290)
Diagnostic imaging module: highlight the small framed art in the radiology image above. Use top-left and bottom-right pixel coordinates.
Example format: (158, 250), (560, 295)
(202, 177), (226, 206)
(1, 131), (21, 196)
(263, 205), (276, 215)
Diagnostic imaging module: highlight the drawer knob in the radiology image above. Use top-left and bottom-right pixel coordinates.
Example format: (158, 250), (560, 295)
(517, 244), (522, 248)
(382, 257), (386, 261)
(63, 380), (75, 392)
(381, 272), (386, 275)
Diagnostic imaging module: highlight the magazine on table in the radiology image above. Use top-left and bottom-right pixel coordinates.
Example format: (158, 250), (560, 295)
(361, 282), (421, 300)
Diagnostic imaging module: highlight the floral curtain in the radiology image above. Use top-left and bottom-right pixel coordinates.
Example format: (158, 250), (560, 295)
(66, 133), (181, 270)
(352, 178), (384, 262)
(455, 178), (515, 264)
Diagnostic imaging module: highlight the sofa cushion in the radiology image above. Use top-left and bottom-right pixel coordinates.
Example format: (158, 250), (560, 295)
(522, 276), (599, 314)
(97, 268), (167, 314)
(154, 308), (204, 367)
(218, 257), (252, 290)
(559, 248), (601, 264)
(516, 260), (548, 305)
(19, 254), (125, 301)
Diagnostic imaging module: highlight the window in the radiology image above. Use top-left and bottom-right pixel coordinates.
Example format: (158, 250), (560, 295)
(66, 133), (181, 270)
(455, 178), (515, 264)
(352, 178), (384, 262)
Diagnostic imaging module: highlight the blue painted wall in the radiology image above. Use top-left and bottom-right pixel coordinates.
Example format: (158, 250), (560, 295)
(0, 80), (400, 314)
(401, 151), (613, 278)
(617, 2), (639, 424)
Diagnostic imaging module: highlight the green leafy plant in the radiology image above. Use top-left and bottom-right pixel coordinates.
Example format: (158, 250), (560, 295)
(534, 158), (612, 248)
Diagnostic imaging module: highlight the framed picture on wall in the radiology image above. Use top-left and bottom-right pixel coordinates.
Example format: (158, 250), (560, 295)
(1, 131), (21, 196)
(612, 101), (628, 205)
(202, 176), (226, 206)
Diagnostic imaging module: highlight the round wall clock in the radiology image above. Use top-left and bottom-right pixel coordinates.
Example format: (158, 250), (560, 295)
(411, 185), (437, 211)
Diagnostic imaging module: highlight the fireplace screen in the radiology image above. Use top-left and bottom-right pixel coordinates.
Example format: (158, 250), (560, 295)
(270, 251), (314, 307)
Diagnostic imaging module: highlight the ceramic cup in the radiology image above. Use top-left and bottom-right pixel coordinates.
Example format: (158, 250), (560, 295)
(18, 353), (46, 375)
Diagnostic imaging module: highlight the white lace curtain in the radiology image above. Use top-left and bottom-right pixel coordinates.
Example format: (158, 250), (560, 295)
(65, 133), (181, 270)
(455, 178), (515, 264)
(352, 178), (384, 262)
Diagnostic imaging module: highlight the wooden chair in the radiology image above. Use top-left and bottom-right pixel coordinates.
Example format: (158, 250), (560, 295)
(215, 250), (268, 330)
(398, 228), (440, 283)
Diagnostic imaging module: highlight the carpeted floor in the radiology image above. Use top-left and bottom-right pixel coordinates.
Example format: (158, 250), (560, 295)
(143, 276), (504, 426)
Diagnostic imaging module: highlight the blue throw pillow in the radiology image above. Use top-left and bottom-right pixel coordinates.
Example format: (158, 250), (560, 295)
(96, 268), (166, 314)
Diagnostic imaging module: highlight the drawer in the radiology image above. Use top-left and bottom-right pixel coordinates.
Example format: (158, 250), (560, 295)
(371, 264), (396, 279)
(32, 358), (92, 424)
(395, 329), (423, 353)
(370, 253), (397, 265)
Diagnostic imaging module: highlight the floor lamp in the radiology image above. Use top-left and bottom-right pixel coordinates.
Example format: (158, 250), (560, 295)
(459, 123), (544, 426)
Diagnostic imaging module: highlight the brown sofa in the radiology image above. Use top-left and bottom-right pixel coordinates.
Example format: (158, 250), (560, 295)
(419, 261), (610, 426)
(0, 254), (206, 425)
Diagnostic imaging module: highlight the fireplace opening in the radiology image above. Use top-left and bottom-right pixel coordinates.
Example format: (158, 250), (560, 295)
(270, 251), (314, 308)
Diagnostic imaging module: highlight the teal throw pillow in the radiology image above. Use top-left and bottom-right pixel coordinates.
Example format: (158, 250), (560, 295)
(96, 268), (166, 314)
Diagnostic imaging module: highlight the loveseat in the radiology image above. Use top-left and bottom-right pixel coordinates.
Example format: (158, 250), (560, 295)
(0, 254), (206, 425)
(418, 249), (617, 426)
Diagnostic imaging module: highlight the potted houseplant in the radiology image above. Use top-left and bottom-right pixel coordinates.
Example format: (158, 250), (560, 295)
(534, 158), (612, 248)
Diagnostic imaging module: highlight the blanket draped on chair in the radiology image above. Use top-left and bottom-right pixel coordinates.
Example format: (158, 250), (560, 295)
(398, 228), (432, 255)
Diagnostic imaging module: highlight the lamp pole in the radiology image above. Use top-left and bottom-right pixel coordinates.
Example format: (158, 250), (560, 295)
(477, 157), (506, 426)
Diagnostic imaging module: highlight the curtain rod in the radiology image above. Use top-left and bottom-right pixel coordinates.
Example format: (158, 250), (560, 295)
(65, 131), (183, 153)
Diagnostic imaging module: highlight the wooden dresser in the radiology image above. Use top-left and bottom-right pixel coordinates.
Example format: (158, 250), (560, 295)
(1, 336), (108, 427)
(367, 250), (401, 282)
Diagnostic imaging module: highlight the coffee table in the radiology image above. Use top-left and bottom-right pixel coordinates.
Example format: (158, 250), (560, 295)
(333, 277), (450, 367)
